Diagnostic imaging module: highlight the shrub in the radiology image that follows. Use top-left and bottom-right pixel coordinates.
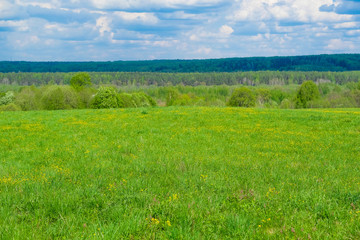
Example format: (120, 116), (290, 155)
(227, 87), (256, 107)
(306, 99), (331, 108)
(41, 86), (80, 110)
(215, 86), (229, 97)
(70, 72), (92, 90)
(333, 85), (342, 93)
(0, 103), (21, 111)
(318, 83), (331, 96)
(132, 92), (157, 107)
(15, 86), (41, 111)
(118, 93), (136, 108)
(78, 88), (97, 108)
(350, 89), (360, 107)
(264, 100), (279, 108)
(326, 92), (355, 108)
(62, 86), (81, 109)
(173, 94), (192, 106)
(91, 87), (119, 109)
(165, 88), (199, 106)
(345, 82), (358, 90)
(256, 88), (271, 106)
(296, 81), (320, 108)
(41, 87), (66, 110)
(270, 88), (288, 105)
(144, 94), (157, 107)
(131, 93), (150, 107)
(0, 91), (15, 106)
(279, 99), (295, 109)
(166, 88), (180, 106)
(117, 92), (157, 108)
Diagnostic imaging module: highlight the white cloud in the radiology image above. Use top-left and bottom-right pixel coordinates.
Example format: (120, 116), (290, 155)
(0, 20), (29, 31)
(347, 30), (360, 36)
(229, 0), (351, 23)
(90, 0), (225, 9)
(249, 34), (263, 41)
(196, 46), (212, 55)
(187, 24), (234, 43)
(219, 25), (233, 36)
(0, 0), (24, 19)
(12, 34), (40, 48)
(163, 11), (204, 20)
(113, 12), (158, 24)
(1, 0), (360, 60)
(153, 40), (178, 47)
(231, 1), (270, 22)
(14, 0), (59, 9)
(334, 22), (358, 29)
(0, 1), (13, 15)
(96, 16), (111, 36)
(189, 34), (200, 41)
(326, 38), (355, 50)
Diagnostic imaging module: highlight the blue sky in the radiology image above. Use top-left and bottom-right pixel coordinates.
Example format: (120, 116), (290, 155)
(0, 0), (360, 61)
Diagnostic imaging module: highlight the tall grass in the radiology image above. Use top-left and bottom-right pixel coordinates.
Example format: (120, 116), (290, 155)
(0, 107), (359, 239)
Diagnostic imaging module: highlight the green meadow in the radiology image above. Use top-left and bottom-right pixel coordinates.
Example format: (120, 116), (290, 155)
(1, 107), (359, 239)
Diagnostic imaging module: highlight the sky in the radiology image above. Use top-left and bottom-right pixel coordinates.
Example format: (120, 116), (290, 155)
(0, 0), (360, 61)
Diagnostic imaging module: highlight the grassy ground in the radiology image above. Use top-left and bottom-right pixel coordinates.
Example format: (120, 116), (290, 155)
(0, 107), (359, 239)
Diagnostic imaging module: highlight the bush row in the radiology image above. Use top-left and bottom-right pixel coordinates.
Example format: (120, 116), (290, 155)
(0, 86), (156, 111)
(91, 87), (157, 109)
(161, 81), (360, 109)
(226, 81), (360, 108)
(1, 81), (360, 111)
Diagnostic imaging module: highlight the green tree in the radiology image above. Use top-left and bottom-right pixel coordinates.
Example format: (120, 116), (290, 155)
(15, 86), (41, 111)
(91, 87), (119, 109)
(130, 92), (157, 107)
(40, 86), (80, 110)
(117, 93), (136, 108)
(62, 86), (81, 109)
(256, 88), (271, 105)
(41, 87), (66, 110)
(296, 80), (320, 108)
(166, 88), (180, 106)
(318, 83), (331, 96)
(78, 88), (97, 108)
(227, 87), (256, 107)
(70, 72), (92, 90)
(117, 92), (157, 108)
(0, 91), (15, 106)
(0, 103), (21, 111)
(270, 88), (288, 105)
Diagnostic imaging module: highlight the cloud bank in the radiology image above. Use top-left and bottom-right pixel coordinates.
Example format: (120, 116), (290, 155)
(0, 0), (359, 60)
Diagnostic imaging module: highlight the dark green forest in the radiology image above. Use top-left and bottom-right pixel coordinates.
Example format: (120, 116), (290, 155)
(1, 54), (360, 73)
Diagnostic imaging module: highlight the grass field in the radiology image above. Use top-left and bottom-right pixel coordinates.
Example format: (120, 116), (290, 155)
(0, 107), (360, 239)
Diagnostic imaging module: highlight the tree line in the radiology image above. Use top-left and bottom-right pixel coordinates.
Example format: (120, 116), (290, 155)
(0, 73), (157, 111)
(1, 54), (360, 73)
(1, 73), (360, 111)
(1, 71), (360, 87)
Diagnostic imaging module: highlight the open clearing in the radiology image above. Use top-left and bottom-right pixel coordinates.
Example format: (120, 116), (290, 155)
(0, 107), (359, 239)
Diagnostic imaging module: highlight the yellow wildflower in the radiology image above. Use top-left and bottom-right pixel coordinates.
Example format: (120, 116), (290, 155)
(151, 218), (160, 225)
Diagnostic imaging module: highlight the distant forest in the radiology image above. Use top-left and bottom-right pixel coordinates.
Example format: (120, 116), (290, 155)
(1, 54), (360, 73)
(1, 71), (359, 86)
